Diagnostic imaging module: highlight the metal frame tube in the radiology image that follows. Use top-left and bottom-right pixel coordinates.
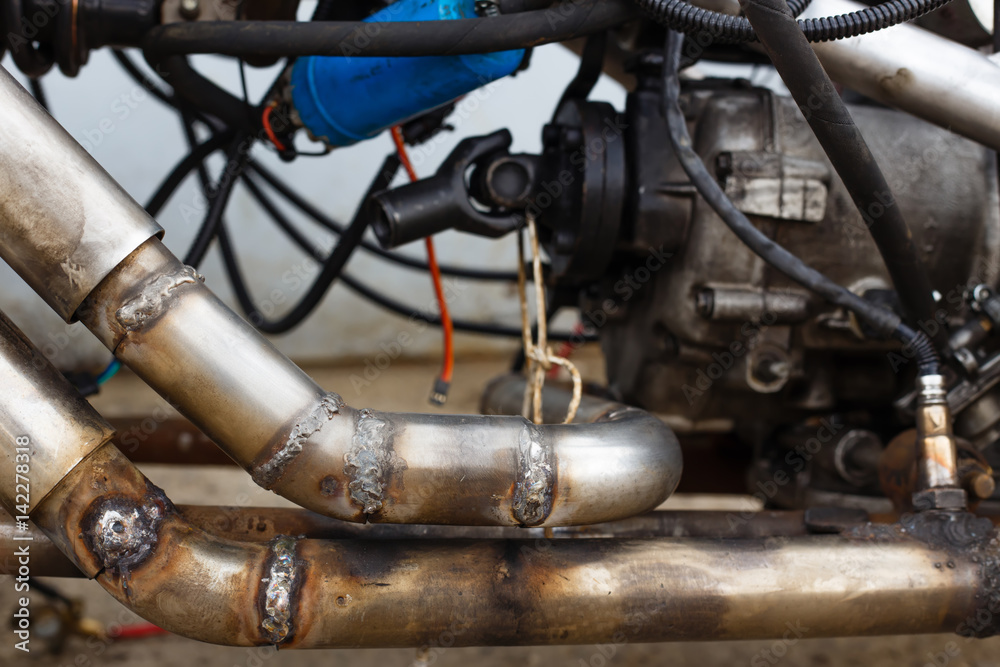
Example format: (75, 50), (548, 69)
(0, 67), (161, 321)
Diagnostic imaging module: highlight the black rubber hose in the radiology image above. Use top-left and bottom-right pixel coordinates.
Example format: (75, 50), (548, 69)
(219, 154), (401, 334)
(144, 131), (235, 216)
(739, 0), (940, 342)
(28, 78), (47, 111)
(183, 132), (253, 267)
(636, 0), (952, 43)
(245, 162), (520, 282)
(140, 0), (639, 58)
(144, 53), (259, 132)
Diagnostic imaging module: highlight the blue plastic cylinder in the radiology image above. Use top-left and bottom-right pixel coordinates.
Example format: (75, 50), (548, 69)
(290, 0), (525, 147)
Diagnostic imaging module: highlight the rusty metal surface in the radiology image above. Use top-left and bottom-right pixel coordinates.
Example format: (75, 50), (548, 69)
(0, 66), (161, 321)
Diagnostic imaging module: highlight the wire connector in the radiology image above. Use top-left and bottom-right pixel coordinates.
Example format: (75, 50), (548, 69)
(429, 377), (451, 406)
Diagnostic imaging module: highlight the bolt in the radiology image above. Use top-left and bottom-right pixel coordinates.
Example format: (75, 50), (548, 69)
(179, 0), (200, 20)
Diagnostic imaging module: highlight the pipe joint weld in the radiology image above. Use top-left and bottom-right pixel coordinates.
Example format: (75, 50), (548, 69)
(82, 488), (171, 594)
(255, 393), (344, 489)
(115, 266), (203, 332)
(344, 409), (406, 516)
(260, 535), (299, 644)
(512, 424), (554, 526)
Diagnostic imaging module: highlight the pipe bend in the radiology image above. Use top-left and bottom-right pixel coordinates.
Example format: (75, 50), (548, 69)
(74, 239), (681, 527)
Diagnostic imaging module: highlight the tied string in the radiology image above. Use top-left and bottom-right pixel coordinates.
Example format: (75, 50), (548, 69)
(517, 213), (582, 425)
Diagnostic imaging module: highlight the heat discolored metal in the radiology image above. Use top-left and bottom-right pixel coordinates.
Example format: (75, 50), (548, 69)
(0, 310), (114, 514)
(68, 239), (682, 527)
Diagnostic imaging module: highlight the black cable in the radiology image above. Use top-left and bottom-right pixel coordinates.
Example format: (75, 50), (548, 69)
(112, 46), (520, 282)
(141, 0), (638, 58)
(183, 132), (252, 267)
(739, 0), (938, 340)
(144, 131), (235, 216)
(220, 154), (401, 334)
(145, 53), (259, 133)
(636, 0), (952, 43)
(112, 49), (175, 107)
(28, 78), (48, 111)
(246, 162), (521, 281)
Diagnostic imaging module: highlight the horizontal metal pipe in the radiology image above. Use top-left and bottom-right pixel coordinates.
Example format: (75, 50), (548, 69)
(1, 506), (826, 578)
(0, 65), (681, 527)
(803, 0), (1000, 152)
(29, 444), (1000, 646)
(693, 0), (1000, 152)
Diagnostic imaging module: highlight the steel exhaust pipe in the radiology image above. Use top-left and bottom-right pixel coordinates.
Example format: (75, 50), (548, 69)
(1, 310), (998, 646)
(0, 65), (680, 526)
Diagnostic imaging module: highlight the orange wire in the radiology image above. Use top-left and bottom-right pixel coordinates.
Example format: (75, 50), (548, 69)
(262, 105), (287, 152)
(391, 126), (454, 383)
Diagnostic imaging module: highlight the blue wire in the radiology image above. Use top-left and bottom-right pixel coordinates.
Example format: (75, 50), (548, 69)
(95, 359), (122, 386)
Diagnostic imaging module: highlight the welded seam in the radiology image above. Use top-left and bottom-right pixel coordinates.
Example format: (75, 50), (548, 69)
(260, 535), (298, 644)
(343, 409), (406, 516)
(115, 265), (203, 332)
(83, 485), (171, 597)
(512, 423), (554, 526)
(254, 393), (344, 489)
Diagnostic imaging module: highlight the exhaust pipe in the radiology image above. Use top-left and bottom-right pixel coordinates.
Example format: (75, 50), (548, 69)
(1, 311), (999, 646)
(0, 65), (680, 527)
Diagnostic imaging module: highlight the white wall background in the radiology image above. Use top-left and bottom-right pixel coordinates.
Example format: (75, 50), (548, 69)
(0, 14), (625, 372)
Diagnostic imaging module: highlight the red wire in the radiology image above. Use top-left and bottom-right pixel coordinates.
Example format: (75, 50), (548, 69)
(390, 127), (454, 384)
(109, 623), (169, 640)
(262, 106), (287, 152)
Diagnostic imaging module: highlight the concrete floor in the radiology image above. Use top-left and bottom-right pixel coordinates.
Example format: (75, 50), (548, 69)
(3, 352), (1000, 666)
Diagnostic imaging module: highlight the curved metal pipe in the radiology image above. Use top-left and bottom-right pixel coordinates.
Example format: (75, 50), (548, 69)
(0, 312), (997, 646)
(74, 238), (680, 526)
(0, 65), (680, 526)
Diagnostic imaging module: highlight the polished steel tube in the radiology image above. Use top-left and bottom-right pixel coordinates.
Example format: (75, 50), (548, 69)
(0, 67), (161, 321)
(71, 239), (680, 526)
